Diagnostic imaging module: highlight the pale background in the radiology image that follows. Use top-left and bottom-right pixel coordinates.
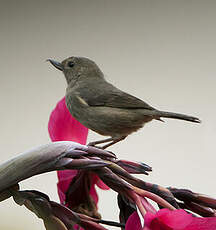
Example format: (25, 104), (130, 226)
(0, 0), (215, 229)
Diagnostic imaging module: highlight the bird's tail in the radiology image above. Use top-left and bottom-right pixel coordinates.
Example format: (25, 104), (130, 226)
(156, 110), (201, 123)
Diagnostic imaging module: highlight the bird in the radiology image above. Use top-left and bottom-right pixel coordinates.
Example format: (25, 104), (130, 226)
(48, 56), (201, 149)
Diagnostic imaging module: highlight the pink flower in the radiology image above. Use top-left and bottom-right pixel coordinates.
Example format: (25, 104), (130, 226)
(48, 97), (109, 215)
(125, 212), (142, 230)
(126, 209), (216, 230)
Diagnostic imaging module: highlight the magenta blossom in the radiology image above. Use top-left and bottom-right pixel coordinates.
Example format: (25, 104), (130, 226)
(48, 97), (109, 214)
(126, 209), (216, 230)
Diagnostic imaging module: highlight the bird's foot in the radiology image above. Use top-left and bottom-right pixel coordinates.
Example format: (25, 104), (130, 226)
(87, 136), (127, 149)
(87, 137), (114, 149)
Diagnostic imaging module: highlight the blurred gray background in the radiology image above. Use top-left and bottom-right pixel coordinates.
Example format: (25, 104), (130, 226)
(0, 0), (215, 229)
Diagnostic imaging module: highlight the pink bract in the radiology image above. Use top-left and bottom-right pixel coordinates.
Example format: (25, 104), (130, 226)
(126, 209), (216, 230)
(48, 97), (108, 204)
(125, 212), (142, 230)
(48, 97), (88, 144)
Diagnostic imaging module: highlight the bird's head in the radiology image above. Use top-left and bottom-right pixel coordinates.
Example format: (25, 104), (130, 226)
(47, 56), (103, 84)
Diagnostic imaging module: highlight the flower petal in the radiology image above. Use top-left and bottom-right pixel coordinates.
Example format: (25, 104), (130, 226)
(48, 97), (88, 203)
(145, 209), (216, 230)
(144, 212), (156, 228)
(48, 97), (88, 144)
(57, 170), (78, 182)
(125, 212), (142, 230)
(186, 216), (216, 230)
(96, 178), (110, 190)
(48, 97), (109, 213)
(57, 185), (66, 204)
(156, 209), (193, 229)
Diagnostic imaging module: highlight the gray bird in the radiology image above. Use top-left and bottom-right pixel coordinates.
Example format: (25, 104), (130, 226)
(48, 57), (200, 149)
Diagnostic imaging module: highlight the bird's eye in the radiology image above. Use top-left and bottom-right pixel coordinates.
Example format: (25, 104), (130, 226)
(68, 61), (75, 68)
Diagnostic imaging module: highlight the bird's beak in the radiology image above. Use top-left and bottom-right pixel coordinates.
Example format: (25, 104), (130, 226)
(47, 59), (63, 71)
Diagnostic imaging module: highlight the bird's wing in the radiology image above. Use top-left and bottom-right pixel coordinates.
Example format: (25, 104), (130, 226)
(77, 81), (155, 110)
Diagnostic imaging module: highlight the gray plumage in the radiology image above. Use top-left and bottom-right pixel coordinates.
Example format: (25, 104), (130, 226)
(48, 57), (200, 148)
